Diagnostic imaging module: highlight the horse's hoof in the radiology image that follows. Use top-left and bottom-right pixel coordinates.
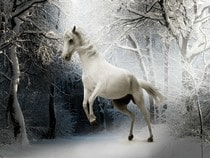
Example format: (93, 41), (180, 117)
(147, 136), (153, 142)
(128, 134), (134, 141)
(89, 115), (97, 125)
(90, 119), (97, 125)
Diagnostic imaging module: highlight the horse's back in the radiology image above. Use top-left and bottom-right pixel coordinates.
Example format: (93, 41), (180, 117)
(82, 55), (140, 99)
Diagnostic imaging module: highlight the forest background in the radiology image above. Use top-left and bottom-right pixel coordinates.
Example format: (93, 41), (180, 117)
(0, 1), (210, 154)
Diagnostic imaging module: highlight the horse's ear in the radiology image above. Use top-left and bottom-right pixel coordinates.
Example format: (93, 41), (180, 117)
(72, 26), (76, 33)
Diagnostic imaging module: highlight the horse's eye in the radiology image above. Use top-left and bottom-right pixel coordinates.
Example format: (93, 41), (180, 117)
(69, 39), (73, 44)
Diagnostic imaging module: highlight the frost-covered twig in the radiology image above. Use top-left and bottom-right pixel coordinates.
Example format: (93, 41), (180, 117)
(11, 0), (48, 18)
(116, 45), (138, 52)
(0, 71), (11, 81)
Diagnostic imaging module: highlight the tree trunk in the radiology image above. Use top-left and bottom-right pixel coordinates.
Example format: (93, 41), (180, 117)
(163, 43), (169, 96)
(126, 34), (148, 80)
(178, 35), (194, 113)
(162, 41), (169, 123)
(180, 28), (204, 158)
(147, 35), (156, 123)
(5, 15), (29, 145)
(7, 46), (29, 145)
(47, 82), (56, 139)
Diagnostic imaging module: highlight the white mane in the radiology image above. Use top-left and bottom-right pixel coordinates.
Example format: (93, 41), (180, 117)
(73, 28), (97, 58)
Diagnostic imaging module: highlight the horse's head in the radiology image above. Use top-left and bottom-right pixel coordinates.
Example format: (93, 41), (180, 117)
(61, 26), (82, 61)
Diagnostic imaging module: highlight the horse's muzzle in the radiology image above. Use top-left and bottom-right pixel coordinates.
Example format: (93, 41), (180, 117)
(64, 56), (70, 61)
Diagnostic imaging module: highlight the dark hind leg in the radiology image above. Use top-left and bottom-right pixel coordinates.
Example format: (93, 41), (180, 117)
(112, 100), (135, 141)
(132, 92), (153, 142)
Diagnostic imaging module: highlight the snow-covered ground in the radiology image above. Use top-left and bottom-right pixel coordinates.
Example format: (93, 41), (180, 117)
(0, 124), (210, 158)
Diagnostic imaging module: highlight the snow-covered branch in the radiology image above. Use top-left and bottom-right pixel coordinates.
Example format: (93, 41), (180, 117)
(205, 59), (210, 69)
(11, 0), (48, 18)
(196, 5), (210, 21)
(146, 0), (160, 13)
(0, 40), (14, 51)
(22, 30), (61, 41)
(127, 7), (164, 21)
(195, 15), (210, 23)
(0, 71), (11, 81)
(187, 41), (210, 61)
(116, 45), (138, 52)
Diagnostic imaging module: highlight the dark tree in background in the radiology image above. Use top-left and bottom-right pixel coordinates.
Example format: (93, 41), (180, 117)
(47, 83), (56, 139)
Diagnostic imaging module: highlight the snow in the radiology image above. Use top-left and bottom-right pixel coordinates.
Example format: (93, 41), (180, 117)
(1, 124), (210, 158)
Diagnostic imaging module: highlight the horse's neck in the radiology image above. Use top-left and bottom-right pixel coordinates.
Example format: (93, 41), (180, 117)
(77, 42), (105, 72)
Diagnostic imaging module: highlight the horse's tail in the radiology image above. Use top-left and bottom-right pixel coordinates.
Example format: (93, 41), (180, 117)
(138, 80), (164, 103)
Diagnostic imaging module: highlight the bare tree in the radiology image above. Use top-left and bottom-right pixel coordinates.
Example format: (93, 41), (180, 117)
(0, 0), (62, 145)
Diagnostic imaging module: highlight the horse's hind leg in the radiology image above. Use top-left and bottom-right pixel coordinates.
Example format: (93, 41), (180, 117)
(132, 92), (153, 142)
(112, 100), (135, 141)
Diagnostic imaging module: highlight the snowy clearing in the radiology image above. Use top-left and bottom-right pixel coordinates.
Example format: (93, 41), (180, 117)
(0, 124), (210, 158)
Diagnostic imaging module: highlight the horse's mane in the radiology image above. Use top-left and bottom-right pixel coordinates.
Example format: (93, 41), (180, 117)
(75, 29), (96, 54)
(65, 27), (97, 56)
(75, 28), (92, 48)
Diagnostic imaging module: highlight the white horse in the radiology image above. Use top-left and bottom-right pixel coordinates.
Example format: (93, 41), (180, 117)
(61, 26), (163, 142)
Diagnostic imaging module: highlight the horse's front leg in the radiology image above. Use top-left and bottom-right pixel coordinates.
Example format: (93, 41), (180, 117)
(83, 88), (91, 121)
(88, 84), (102, 124)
